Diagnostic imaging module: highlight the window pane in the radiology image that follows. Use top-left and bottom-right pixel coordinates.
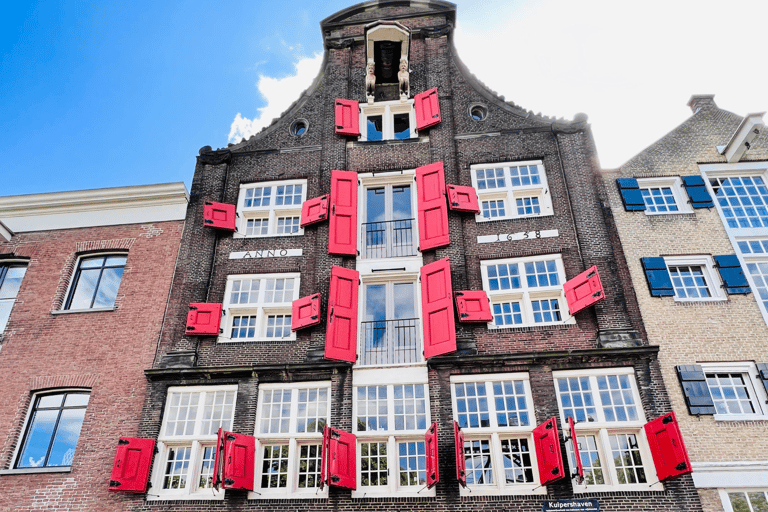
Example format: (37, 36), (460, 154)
(574, 435), (604, 485)
(464, 438), (493, 485)
(492, 380), (529, 426)
(394, 384), (427, 431)
(356, 386), (387, 431)
(596, 375), (638, 422)
(47, 408), (86, 466)
(165, 392), (200, 437)
(297, 444), (322, 489)
(17, 409), (58, 468)
(0, 265), (27, 299)
(500, 438), (534, 484)
(398, 441), (426, 486)
(367, 116), (383, 141)
(557, 377), (596, 423)
(454, 382), (489, 428)
(198, 446), (217, 489)
(260, 389), (292, 434)
(669, 265), (711, 299)
(706, 373), (756, 415)
(68, 268), (101, 309)
(393, 113), (410, 139)
(92, 267), (124, 308)
(609, 433), (646, 484)
(392, 185), (412, 220)
(261, 445), (290, 488)
(202, 390), (236, 434)
(297, 387), (328, 433)
(163, 446), (191, 489)
(360, 441), (388, 486)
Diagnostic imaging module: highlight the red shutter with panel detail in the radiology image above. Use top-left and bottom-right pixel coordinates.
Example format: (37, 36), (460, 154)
(416, 162), (450, 251)
(454, 291), (492, 323)
(563, 265), (605, 316)
(203, 201), (237, 231)
(533, 417), (564, 486)
(421, 258), (456, 358)
(329, 170), (358, 256)
(568, 417), (583, 483)
(300, 195), (329, 227)
(222, 431), (255, 491)
(212, 428), (226, 491)
(108, 437), (155, 492)
(454, 421), (466, 488)
(335, 99), (360, 137)
(425, 422), (439, 489)
(320, 425), (330, 489)
(446, 185), (480, 213)
(644, 412), (692, 481)
(328, 427), (357, 490)
(325, 266), (359, 363)
(291, 293), (321, 331)
(415, 88), (441, 131)
(185, 303), (222, 335)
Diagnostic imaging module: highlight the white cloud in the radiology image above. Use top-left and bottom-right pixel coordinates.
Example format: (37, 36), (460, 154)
(228, 52), (323, 144)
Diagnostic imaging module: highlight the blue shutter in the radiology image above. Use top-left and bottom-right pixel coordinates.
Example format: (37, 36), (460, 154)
(675, 365), (716, 415)
(756, 363), (768, 396)
(681, 176), (714, 208)
(714, 255), (751, 294)
(641, 257), (674, 297)
(616, 178), (646, 211)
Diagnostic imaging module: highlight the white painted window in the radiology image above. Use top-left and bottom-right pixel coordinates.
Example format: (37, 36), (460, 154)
(252, 382), (330, 499)
(220, 273), (300, 342)
(450, 373), (546, 496)
(636, 177), (692, 214)
(0, 262), (27, 332)
(358, 171), (418, 260)
(471, 160), (553, 222)
(359, 100), (415, 141)
(235, 180), (306, 237)
(720, 489), (768, 512)
(663, 255), (726, 302)
(553, 368), (661, 492)
(481, 254), (574, 328)
(708, 173), (768, 229)
(736, 238), (768, 318)
(700, 362), (768, 420)
(151, 386), (237, 500)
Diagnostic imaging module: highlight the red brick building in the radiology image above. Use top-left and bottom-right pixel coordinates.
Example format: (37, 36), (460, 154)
(109, 2), (700, 511)
(0, 183), (187, 511)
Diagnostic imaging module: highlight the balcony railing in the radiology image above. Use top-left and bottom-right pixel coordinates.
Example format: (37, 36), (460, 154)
(360, 219), (416, 259)
(359, 318), (420, 366)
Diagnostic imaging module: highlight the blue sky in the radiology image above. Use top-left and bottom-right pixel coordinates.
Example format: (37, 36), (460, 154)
(2, 0), (767, 197)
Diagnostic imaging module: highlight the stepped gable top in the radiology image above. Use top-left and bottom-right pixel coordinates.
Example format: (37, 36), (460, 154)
(320, 0), (456, 31)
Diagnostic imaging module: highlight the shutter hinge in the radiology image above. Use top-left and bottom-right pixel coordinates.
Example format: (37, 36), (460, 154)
(225, 479), (235, 486)
(117, 439), (130, 445)
(587, 270), (596, 278)
(109, 480), (121, 487)
(226, 434), (237, 441)
(662, 414), (674, 424)
(460, 313), (469, 318)
(204, 219), (213, 224)
(675, 462), (687, 471)
(592, 291), (602, 298)
(331, 475), (340, 483)
(551, 467), (560, 475)
(186, 326), (195, 331)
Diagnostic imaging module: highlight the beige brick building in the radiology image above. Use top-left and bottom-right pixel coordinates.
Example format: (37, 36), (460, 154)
(603, 95), (768, 512)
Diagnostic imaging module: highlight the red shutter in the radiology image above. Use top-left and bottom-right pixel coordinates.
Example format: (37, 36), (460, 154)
(446, 185), (480, 213)
(568, 417), (583, 483)
(454, 421), (466, 488)
(416, 162), (450, 251)
(415, 87), (441, 131)
(213, 427), (226, 491)
(291, 293), (322, 331)
(300, 195), (329, 227)
(108, 437), (155, 492)
(185, 303), (222, 335)
(454, 291), (492, 323)
(329, 170), (358, 256)
(325, 266), (359, 363)
(203, 201), (237, 231)
(222, 431), (255, 491)
(335, 99), (360, 137)
(425, 422), (439, 489)
(533, 417), (564, 486)
(320, 425), (330, 489)
(644, 412), (692, 482)
(421, 258), (456, 358)
(328, 427), (357, 490)
(563, 265), (605, 316)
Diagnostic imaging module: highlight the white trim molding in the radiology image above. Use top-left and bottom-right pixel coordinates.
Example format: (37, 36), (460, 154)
(692, 460), (768, 488)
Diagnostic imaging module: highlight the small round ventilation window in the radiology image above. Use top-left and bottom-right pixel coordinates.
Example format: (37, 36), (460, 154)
(290, 119), (309, 137)
(469, 104), (488, 121)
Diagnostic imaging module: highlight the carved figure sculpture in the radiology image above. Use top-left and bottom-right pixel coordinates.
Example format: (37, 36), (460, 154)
(398, 58), (410, 99)
(365, 60), (376, 102)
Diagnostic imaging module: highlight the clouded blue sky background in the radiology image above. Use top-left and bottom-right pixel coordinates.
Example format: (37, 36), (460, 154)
(2, 0), (766, 197)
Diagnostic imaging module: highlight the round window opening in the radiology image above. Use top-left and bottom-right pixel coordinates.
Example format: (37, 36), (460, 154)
(470, 104), (488, 121)
(290, 119), (308, 137)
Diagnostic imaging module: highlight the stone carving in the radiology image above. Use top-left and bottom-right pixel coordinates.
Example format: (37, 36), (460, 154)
(398, 58), (410, 99)
(365, 60), (376, 103)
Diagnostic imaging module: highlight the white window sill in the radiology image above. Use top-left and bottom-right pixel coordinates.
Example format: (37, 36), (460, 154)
(644, 210), (694, 216)
(672, 296), (727, 303)
(352, 488), (436, 499)
(713, 413), (768, 422)
(487, 320), (575, 330)
(146, 492), (224, 501)
(572, 482), (664, 493)
(250, 490), (328, 499)
(51, 307), (115, 315)
(475, 213), (554, 223)
(232, 232), (304, 239)
(217, 336), (297, 343)
(0, 466), (72, 475)
(459, 485), (547, 496)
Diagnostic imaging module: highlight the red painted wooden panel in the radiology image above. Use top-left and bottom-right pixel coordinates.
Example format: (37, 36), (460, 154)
(644, 412), (692, 481)
(454, 421), (466, 488)
(328, 428), (357, 490)
(533, 417), (564, 486)
(416, 162), (449, 251)
(446, 185), (480, 213)
(329, 170), (358, 256)
(320, 425), (330, 489)
(223, 431), (255, 491)
(334, 99), (360, 137)
(291, 293), (321, 331)
(568, 417), (583, 483)
(185, 303), (222, 335)
(421, 258), (456, 358)
(300, 195), (329, 227)
(325, 266), (359, 362)
(454, 290), (492, 323)
(563, 265), (605, 316)
(203, 201), (237, 231)
(425, 422), (439, 489)
(415, 88), (441, 131)
(108, 437), (155, 492)
(212, 427), (226, 490)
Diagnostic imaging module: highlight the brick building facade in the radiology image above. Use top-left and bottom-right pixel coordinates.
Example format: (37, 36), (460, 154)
(603, 95), (768, 512)
(0, 183), (187, 511)
(112, 2), (700, 511)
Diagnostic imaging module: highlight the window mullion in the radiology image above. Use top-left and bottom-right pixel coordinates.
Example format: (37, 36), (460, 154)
(288, 437), (298, 492)
(490, 431), (504, 491)
(388, 435), (396, 494)
(188, 439), (202, 494)
(289, 389), (299, 436)
(597, 429), (615, 485)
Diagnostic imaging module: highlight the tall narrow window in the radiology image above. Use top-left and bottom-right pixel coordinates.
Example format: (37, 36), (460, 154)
(361, 279), (420, 366)
(16, 390), (90, 468)
(65, 254), (126, 310)
(0, 262), (27, 331)
(362, 182), (416, 259)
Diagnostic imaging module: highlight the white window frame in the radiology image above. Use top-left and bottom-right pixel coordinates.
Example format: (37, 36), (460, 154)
(553, 368), (662, 492)
(358, 99), (415, 142)
(719, 488), (768, 512)
(352, 366), (433, 498)
(636, 177), (692, 215)
(251, 381), (330, 499)
(150, 385), (237, 501)
(736, 237), (768, 318)
(663, 255), (726, 302)
(700, 362), (768, 421)
(470, 160), (553, 222)
(481, 254), (574, 329)
(0, 260), (27, 333)
(234, 179), (307, 238)
(450, 373), (546, 496)
(220, 273), (300, 343)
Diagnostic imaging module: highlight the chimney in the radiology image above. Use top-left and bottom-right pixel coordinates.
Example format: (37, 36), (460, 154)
(687, 94), (717, 114)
